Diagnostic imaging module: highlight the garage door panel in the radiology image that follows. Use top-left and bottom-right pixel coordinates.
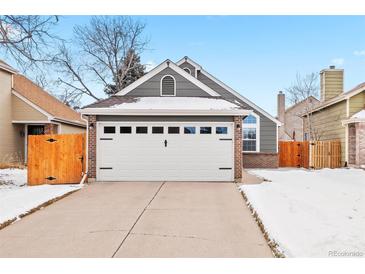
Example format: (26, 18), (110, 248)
(97, 122), (234, 181)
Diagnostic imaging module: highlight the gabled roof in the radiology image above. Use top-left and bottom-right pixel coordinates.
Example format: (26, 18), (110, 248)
(81, 96), (251, 116)
(176, 57), (281, 125)
(311, 82), (365, 113)
(116, 59), (220, 97)
(285, 96), (320, 113)
(0, 59), (17, 74)
(12, 74), (85, 126)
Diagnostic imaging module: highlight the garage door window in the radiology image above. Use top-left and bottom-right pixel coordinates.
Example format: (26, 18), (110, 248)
(184, 126), (196, 134)
(216, 127), (228, 134)
(104, 126), (115, 134)
(152, 126), (164, 134)
(168, 127), (180, 134)
(200, 127), (212, 134)
(120, 126), (132, 134)
(136, 126), (148, 134)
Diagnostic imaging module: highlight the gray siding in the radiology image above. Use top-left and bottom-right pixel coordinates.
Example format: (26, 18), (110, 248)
(128, 67), (208, 97)
(97, 115), (233, 122)
(178, 61), (196, 77)
(198, 72), (277, 153)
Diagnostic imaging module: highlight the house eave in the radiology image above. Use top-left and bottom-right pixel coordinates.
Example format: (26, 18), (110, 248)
(80, 108), (252, 116)
(342, 118), (365, 125)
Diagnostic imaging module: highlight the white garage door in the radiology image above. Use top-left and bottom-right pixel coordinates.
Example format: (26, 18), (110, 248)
(96, 122), (234, 181)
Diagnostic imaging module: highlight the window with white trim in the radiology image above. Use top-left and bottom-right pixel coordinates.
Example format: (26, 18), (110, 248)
(243, 114), (260, 152)
(160, 75), (176, 96)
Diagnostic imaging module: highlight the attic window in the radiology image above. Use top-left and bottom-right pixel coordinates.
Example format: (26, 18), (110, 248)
(160, 75), (176, 96)
(183, 67), (191, 75)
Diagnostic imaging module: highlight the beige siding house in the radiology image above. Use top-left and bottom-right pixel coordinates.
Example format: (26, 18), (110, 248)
(304, 66), (365, 167)
(277, 91), (320, 141)
(0, 60), (86, 164)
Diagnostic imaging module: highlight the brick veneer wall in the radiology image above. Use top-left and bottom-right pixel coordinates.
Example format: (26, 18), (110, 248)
(242, 152), (279, 168)
(234, 116), (243, 179)
(355, 122), (365, 167)
(88, 115), (97, 180)
(44, 123), (58, 134)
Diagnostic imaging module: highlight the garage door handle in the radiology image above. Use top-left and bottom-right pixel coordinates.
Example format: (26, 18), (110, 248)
(164, 140), (168, 147)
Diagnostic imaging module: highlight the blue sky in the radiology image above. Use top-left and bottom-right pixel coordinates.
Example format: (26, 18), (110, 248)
(51, 16), (365, 115)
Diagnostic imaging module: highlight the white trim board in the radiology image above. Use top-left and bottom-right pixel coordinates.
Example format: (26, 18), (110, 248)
(176, 57), (282, 125)
(116, 59), (220, 97)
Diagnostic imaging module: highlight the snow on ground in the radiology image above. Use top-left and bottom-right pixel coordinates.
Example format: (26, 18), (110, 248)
(240, 168), (365, 257)
(0, 168), (82, 225)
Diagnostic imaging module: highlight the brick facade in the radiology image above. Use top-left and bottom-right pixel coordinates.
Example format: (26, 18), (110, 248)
(88, 115), (97, 180)
(44, 123), (58, 134)
(355, 122), (365, 167)
(234, 116), (243, 179)
(242, 152), (279, 168)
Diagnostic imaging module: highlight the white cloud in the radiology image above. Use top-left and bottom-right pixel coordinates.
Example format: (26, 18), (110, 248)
(331, 58), (345, 66)
(354, 50), (365, 56)
(145, 60), (156, 72)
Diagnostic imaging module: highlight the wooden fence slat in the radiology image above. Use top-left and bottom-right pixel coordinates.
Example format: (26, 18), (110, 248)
(310, 140), (341, 169)
(28, 133), (85, 186)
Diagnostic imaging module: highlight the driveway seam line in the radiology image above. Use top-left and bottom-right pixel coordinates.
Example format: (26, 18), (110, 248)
(111, 181), (166, 258)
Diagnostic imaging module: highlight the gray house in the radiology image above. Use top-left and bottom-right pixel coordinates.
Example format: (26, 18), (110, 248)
(81, 57), (280, 182)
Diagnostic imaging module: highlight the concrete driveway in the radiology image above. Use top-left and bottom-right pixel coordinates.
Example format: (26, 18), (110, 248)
(0, 182), (272, 257)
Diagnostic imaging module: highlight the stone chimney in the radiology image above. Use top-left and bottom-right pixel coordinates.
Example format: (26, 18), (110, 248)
(277, 91), (285, 137)
(320, 66), (344, 101)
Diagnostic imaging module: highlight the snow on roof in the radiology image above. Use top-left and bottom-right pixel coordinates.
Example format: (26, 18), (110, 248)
(350, 109), (365, 119)
(110, 97), (242, 110)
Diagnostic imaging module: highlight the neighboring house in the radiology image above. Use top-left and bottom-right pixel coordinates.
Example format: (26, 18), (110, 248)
(303, 65), (365, 167)
(277, 91), (320, 141)
(0, 60), (86, 164)
(81, 57), (281, 182)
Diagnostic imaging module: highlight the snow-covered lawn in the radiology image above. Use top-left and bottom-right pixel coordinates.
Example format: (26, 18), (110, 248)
(0, 168), (82, 226)
(240, 168), (365, 257)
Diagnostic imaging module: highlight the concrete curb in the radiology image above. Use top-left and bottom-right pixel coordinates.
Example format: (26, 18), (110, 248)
(236, 184), (285, 258)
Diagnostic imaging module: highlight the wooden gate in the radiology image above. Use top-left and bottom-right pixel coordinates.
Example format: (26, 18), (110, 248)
(28, 134), (85, 186)
(310, 140), (341, 169)
(279, 141), (309, 168)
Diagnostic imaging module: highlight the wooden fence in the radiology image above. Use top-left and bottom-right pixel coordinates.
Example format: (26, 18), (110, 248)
(279, 141), (309, 168)
(310, 140), (342, 169)
(28, 134), (85, 186)
(279, 140), (342, 169)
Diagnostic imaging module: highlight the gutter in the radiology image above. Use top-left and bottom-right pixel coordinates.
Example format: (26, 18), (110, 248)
(80, 114), (89, 184)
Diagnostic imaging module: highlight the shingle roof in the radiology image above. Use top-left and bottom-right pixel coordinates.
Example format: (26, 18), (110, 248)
(13, 74), (85, 125)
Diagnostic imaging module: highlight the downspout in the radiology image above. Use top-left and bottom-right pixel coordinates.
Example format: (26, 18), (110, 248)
(80, 114), (89, 185)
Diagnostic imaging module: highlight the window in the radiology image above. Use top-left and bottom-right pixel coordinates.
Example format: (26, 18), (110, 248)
(200, 127), (212, 134)
(136, 126), (148, 134)
(243, 114), (259, 152)
(183, 67), (191, 75)
(168, 127), (180, 134)
(216, 127), (228, 134)
(104, 126), (115, 134)
(152, 126), (164, 134)
(120, 126), (132, 134)
(184, 126), (196, 134)
(160, 75), (176, 96)
(244, 115), (257, 124)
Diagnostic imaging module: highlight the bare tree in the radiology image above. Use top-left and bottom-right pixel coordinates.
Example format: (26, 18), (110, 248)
(0, 15), (59, 71)
(53, 16), (148, 103)
(286, 72), (322, 141)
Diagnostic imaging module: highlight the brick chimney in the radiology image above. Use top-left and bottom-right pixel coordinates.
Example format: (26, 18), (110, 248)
(277, 91), (285, 137)
(320, 66), (344, 101)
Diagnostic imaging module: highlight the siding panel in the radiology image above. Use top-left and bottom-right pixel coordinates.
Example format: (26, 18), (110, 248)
(197, 72), (278, 152)
(128, 67), (208, 97)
